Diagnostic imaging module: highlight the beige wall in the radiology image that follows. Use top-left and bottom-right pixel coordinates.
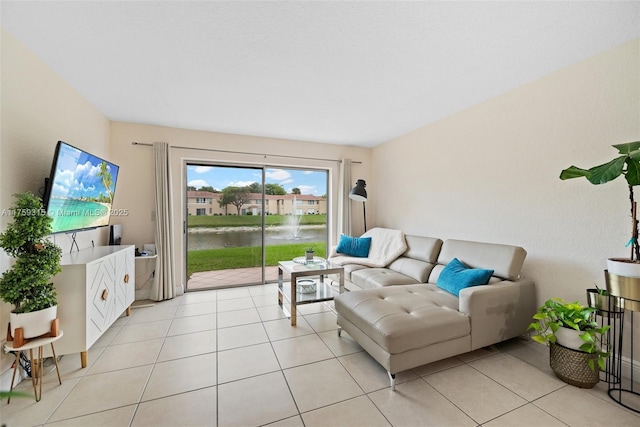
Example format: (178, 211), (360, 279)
(373, 38), (640, 357)
(109, 122), (370, 294)
(0, 29), (111, 336)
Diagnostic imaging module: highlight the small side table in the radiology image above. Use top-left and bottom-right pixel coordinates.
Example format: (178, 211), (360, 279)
(135, 254), (158, 300)
(277, 260), (344, 326)
(4, 331), (64, 402)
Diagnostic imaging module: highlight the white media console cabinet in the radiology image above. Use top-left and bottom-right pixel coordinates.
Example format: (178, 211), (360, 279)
(52, 245), (135, 367)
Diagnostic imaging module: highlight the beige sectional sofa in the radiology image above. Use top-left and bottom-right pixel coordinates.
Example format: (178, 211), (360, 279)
(330, 230), (535, 389)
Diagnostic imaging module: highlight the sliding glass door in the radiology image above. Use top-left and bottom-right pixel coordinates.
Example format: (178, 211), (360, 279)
(262, 168), (328, 283)
(185, 163), (327, 290)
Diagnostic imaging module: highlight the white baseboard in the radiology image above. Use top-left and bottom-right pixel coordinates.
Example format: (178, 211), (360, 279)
(620, 355), (640, 381)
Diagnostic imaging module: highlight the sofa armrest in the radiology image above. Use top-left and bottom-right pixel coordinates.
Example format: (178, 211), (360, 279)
(458, 279), (536, 350)
(328, 245), (339, 258)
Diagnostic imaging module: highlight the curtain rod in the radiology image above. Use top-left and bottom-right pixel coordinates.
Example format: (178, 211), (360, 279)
(131, 141), (362, 164)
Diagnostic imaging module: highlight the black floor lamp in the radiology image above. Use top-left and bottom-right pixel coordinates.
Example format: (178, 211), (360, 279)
(349, 179), (367, 232)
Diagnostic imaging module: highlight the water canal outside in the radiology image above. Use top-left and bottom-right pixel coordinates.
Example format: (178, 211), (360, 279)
(187, 225), (327, 251)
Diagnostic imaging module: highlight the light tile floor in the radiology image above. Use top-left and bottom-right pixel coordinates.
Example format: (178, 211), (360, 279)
(187, 267), (280, 290)
(3, 284), (640, 426)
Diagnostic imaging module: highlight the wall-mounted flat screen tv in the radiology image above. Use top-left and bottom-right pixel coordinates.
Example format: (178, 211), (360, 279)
(44, 141), (120, 234)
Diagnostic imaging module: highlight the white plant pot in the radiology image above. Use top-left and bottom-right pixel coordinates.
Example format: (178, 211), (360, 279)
(554, 327), (585, 351)
(607, 258), (640, 278)
(10, 305), (57, 339)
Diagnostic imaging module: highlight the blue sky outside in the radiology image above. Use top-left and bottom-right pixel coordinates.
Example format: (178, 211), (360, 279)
(187, 165), (327, 196)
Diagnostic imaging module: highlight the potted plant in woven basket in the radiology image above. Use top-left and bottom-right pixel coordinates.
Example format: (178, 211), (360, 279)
(528, 298), (610, 388)
(0, 192), (62, 347)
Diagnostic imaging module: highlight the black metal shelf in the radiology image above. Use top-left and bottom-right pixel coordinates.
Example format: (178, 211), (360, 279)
(604, 271), (640, 413)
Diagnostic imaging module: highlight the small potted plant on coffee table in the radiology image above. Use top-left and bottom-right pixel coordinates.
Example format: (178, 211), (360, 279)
(305, 247), (315, 262)
(528, 298), (610, 388)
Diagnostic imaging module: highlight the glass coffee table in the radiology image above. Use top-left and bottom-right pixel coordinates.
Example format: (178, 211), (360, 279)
(277, 259), (344, 326)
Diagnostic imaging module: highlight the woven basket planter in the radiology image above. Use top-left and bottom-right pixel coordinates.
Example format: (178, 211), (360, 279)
(550, 343), (599, 388)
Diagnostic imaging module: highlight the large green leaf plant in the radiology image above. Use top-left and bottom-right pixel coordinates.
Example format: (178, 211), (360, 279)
(561, 141), (640, 262)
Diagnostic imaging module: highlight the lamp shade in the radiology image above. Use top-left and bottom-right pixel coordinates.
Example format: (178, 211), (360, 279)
(349, 179), (367, 202)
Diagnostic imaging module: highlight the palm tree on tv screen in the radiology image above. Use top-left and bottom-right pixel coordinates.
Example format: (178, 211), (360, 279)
(97, 161), (114, 204)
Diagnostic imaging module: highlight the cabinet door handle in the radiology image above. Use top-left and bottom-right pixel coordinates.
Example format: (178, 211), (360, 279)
(101, 289), (109, 301)
(124, 274), (129, 284)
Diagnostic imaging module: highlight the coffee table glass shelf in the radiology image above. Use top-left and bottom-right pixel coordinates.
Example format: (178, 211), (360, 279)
(292, 256), (326, 265)
(277, 259), (344, 326)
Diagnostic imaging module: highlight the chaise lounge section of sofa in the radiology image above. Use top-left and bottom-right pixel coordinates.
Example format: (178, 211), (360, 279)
(330, 228), (536, 389)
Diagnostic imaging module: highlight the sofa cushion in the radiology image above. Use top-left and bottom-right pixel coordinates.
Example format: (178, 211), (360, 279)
(334, 284), (469, 354)
(340, 263), (369, 282)
(436, 258), (494, 297)
(403, 235), (443, 263)
(436, 239), (526, 281)
(387, 257), (435, 283)
(337, 234), (372, 257)
(351, 267), (420, 289)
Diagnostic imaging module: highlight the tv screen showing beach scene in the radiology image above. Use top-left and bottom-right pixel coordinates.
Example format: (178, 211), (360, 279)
(45, 141), (120, 234)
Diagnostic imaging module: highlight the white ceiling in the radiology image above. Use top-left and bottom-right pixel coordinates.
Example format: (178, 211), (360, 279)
(2, 1), (639, 148)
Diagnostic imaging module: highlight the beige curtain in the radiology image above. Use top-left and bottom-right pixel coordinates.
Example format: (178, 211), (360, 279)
(151, 141), (174, 301)
(338, 159), (353, 237)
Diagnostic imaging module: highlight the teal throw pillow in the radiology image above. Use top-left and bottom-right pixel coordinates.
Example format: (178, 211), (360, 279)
(436, 258), (494, 297)
(336, 234), (372, 258)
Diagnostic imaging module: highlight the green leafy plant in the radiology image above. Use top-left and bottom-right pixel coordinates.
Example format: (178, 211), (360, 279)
(560, 141), (640, 261)
(594, 284), (609, 296)
(0, 192), (62, 313)
(305, 247), (315, 253)
(528, 298), (610, 371)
